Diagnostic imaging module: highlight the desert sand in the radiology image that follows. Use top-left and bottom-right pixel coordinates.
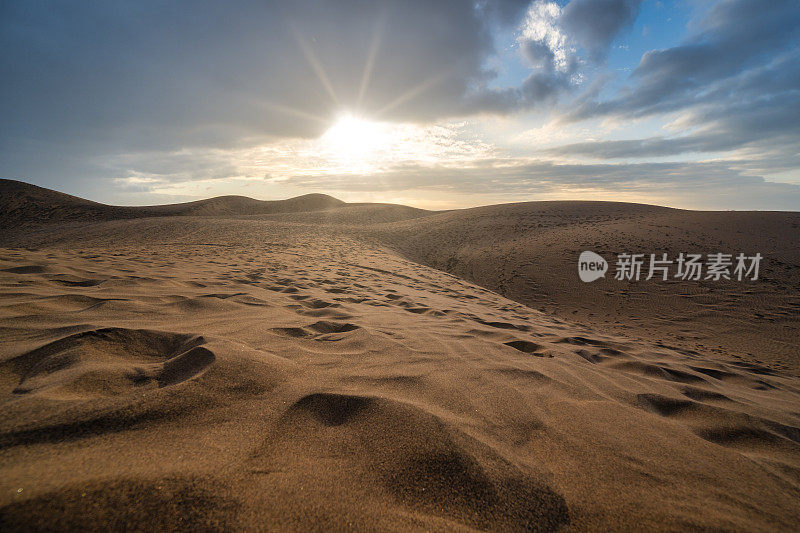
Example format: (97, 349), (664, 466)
(1, 179), (798, 531)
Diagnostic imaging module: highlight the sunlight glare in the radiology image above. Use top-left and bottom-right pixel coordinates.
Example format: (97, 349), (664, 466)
(319, 114), (400, 172)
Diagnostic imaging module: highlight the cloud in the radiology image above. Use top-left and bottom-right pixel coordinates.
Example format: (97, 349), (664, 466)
(546, 0), (800, 189)
(488, 0), (644, 114)
(566, 0), (800, 121)
(477, 0), (532, 26)
(90, 120), (498, 194)
(74, 110), (800, 211)
(521, 40), (557, 71)
(1, 0), (598, 192)
(547, 77), (800, 162)
(0, 1), (515, 152)
(2, 0), (617, 152)
(559, 0), (642, 61)
(516, 0), (641, 69)
(279, 158), (800, 210)
(518, 2), (571, 71)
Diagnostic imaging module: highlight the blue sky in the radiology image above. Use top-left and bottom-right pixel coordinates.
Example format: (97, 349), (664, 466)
(491, 1), (692, 92)
(1, 0), (798, 210)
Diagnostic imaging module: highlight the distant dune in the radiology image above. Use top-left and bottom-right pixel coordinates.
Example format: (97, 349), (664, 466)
(1, 180), (799, 530)
(254, 203), (433, 225)
(369, 201), (800, 372)
(0, 179), (347, 224)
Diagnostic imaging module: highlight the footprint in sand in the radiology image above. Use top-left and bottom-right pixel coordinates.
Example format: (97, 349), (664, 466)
(634, 392), (800, 453)
(503, 340), (551, 357)
(253, 392), (570, 531)
(7, 327), (214, 399)
(50, 277), (105, 287)
(1, 265), (47, 274)
(271, 321), (361, 340)
(300, 299), (340, 310)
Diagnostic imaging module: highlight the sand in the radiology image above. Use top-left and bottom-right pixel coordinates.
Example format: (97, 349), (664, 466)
(1, 179), (798, 531)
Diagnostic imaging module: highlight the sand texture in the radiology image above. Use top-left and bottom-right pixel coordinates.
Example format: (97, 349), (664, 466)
(1, 179), (799, 531)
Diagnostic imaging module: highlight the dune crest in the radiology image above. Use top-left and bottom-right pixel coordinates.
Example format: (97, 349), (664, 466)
(0, 179), (350, 225)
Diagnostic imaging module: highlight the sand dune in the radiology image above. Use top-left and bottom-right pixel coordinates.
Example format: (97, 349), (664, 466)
(0, 179), (347, 225)
(368, 201), (800, 372)
(1, 182), (799, 530)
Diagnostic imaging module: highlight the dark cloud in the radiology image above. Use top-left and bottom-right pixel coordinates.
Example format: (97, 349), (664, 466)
(462, 60), (578, 114)
(547, 0), (800, 193)
(4, 0), (637, 192)
(546, 137), (715, 159)
(558, 0), (641, 61)
(477, 0), (532, 26)
(0, 0), (568, 190)
(566, 0), (800, 121)
(504, 0), (644, 113)
(548, 81), (800, 160)
(0, 0), (495, 148)
(521, 40), (557, 71)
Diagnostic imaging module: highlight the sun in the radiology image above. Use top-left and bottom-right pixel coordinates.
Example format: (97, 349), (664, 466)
(320, 113), (394, 161)
(313, 112), (439, 174)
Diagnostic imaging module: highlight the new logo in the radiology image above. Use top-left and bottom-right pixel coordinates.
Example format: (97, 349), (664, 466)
(578, 251), (608, 282)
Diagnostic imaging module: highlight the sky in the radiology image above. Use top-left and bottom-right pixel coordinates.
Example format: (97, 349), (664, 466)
(1, 0), (799, 210)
